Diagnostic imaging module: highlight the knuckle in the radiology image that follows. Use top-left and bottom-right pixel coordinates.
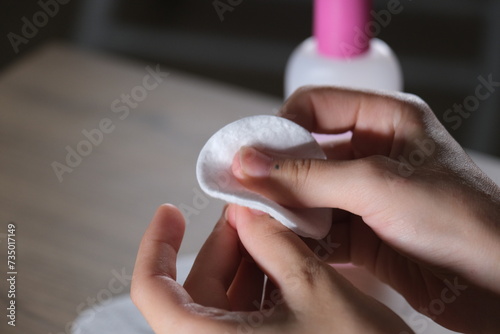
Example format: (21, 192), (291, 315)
(293, 256), (327, 288)
(362, 155), (415, 195)
(362, 155), (402, 183)
(361, 155), (390, 178)
(281, 158), (314, 192)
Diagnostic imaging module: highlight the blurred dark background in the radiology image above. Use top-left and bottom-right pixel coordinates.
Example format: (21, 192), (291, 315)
(1, 0), (499, 157)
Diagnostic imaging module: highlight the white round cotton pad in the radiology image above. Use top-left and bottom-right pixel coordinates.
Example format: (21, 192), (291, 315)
(196, 115), (332, 239)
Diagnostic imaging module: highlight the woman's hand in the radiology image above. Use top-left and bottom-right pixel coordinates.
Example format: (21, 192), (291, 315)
(231, 87), (500, 333)
(132, 204), (413, 333)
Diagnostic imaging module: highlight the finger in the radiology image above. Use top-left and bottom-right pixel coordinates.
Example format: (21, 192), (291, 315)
(232, 146), (398, 219)
(280, 86), (422, 157)
(301, 210), (351, 263)
(227, 258), (265, 311)
(131, 204), (193, 330)
(228, 205), (329, 306)
(183, 206), (241, 309)
(231, 146), (454, 276)
(280, 86), (409, 134)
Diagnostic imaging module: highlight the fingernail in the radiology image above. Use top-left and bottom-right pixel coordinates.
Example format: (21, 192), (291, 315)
(249, 208), (266, 216)
(238, 147), (273, 178)
(231, 152), (244, 179)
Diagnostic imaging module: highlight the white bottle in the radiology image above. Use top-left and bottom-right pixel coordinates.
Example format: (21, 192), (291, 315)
(284, 0), (403, 98)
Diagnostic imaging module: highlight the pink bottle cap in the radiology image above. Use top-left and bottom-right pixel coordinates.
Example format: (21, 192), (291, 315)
(314, 0), (372, 58)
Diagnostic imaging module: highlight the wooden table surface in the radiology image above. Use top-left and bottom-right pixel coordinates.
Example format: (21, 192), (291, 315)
(0, 43), (499, 334)
(0, 43), (281, 334)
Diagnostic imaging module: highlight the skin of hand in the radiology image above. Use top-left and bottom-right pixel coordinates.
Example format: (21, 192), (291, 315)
(131, 204), (414, 334)
(230, 86), (500, 334)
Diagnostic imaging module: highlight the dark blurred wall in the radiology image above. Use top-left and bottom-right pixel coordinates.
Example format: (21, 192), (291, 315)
(1, 0), (499, 156)
(0, 0), (82, 69)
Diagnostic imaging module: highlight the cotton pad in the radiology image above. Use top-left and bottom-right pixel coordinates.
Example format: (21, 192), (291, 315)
(196, 115), (332, 239)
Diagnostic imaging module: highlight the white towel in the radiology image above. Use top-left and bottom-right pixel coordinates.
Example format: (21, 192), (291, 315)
(196, 115), (332, 239)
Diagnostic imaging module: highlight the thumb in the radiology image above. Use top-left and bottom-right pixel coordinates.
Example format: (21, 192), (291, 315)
(232, 146), (399, 219)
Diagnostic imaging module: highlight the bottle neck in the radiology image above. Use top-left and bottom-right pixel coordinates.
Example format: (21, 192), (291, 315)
(314, 0), (372, 59)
